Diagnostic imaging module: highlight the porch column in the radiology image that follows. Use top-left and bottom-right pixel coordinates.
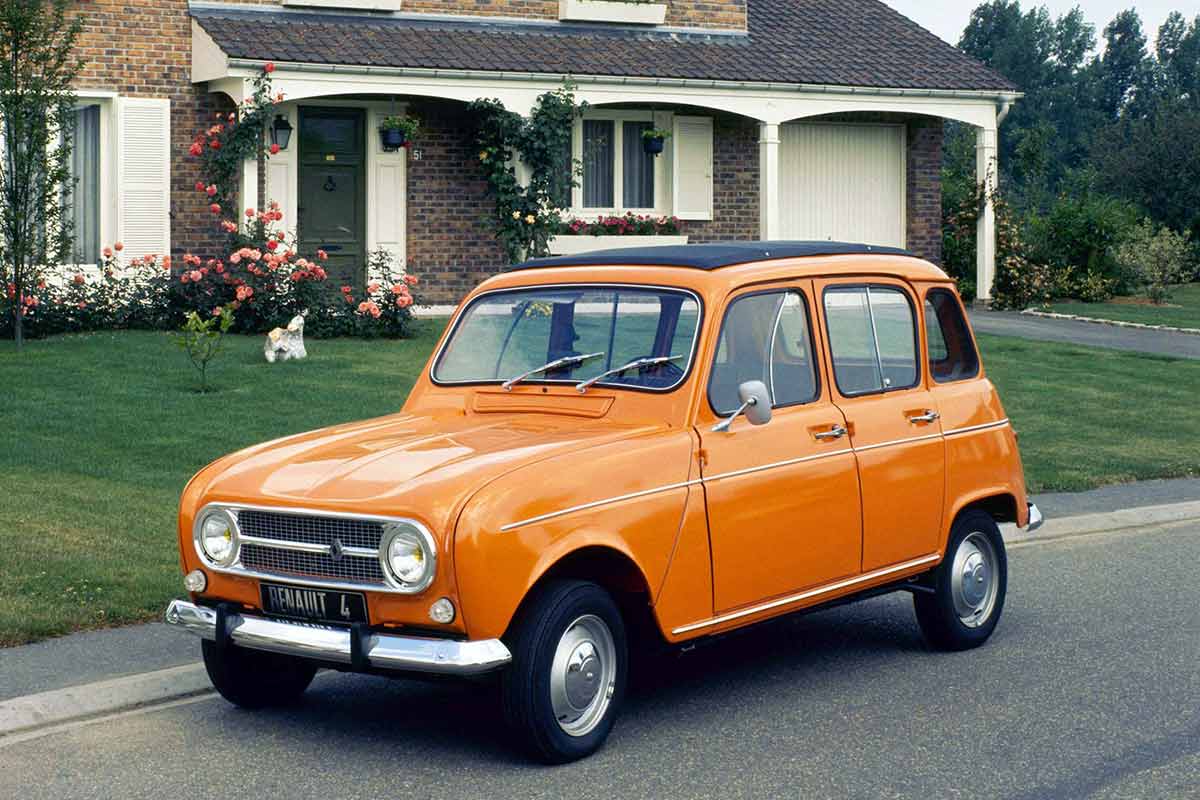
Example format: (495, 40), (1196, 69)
(975, 124), (998, 303)
(241, 156), (259, 217)
(758, 122), (781, 240)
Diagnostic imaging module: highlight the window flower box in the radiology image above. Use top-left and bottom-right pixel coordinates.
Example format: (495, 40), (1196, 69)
(558, 0), (667, 26)
(549, 235), (688, 256)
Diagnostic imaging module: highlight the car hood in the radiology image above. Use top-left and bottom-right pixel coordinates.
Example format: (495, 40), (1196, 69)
(195, 411), (663, 517)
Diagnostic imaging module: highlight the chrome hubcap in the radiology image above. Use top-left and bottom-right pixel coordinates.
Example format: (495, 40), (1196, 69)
(951, 532), (998, 628)
(550, 614), (616, 737)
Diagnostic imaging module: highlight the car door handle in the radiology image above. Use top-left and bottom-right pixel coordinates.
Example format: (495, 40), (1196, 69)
(814, 424), (848, 441)
(908, 410), (941, 424)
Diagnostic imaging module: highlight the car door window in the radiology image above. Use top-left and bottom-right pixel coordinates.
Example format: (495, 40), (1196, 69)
(824, 285), (920, 396)
(924, 288), (980, 382)
(709, 290), (819, 414)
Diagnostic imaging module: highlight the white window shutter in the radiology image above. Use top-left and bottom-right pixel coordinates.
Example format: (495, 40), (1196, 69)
(672, 116), (713, 221)
(116, 97), (170, 259)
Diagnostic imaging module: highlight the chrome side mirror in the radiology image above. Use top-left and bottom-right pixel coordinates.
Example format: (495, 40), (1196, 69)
(711, 380), (772, 432)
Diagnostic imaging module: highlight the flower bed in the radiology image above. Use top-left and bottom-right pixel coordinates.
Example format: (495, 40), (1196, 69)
(548, 213), (687, 256)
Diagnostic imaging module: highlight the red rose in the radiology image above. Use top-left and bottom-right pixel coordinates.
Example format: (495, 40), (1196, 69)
(194, 181), (205, 192)
(189, 143), (203, 156)
(210, 203), (221, 214)
(264, 62), (275, 73)
(209, 139), (221, 150)
(265, 240), (278, 251)
(269, 143), (280, 155)
(206, 184), (217, 197)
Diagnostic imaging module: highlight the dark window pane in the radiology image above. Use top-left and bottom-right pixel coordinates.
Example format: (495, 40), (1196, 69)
(709, 291), (818, 414)
(925, 288), (980, 382)
(69, 105), (100, 264)
(582, 120), (614, 208)
(622, 121), (654, 208)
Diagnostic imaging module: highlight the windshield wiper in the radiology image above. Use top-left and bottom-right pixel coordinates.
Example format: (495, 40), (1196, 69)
(574, 355), (684, 394)
(501, 352), (605, 392)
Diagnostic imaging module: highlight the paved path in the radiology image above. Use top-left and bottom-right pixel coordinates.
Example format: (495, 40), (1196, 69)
(2, 521), (1197, 799)
(968, 310), (1200, 359)
(1032, 477), (1200, 519)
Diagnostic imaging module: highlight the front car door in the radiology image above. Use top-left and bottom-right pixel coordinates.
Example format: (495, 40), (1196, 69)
(698, 283), (863, 613)
(816, 278), (946, 572)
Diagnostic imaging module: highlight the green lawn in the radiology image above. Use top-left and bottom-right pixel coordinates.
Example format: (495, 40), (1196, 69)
(1043, 282), (1200, 329)
(2, 327), (1199, 645)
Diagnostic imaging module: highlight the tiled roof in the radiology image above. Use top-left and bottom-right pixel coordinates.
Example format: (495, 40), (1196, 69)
(191, 0), (1016, 93)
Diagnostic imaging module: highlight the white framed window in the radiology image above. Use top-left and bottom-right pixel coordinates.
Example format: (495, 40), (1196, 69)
(571, 110), (664, 216)
(61, 95), (118, 269)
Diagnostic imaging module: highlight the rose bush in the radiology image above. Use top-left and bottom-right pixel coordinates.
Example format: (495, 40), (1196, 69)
(557, 213), (683, 237)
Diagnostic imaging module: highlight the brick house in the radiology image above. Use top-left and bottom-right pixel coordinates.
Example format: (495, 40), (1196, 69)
(67, 0), (1016, 305)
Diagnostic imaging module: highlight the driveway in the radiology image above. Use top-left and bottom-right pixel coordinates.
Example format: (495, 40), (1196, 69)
(2, 521), (1197, 799)
(969, 310), (1200, 359)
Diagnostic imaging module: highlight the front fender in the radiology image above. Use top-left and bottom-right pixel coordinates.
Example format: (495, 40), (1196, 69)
(453, 430), (694, 641)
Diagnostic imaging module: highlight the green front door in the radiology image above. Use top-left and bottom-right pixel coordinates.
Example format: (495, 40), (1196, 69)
(298, 108), (366, 288)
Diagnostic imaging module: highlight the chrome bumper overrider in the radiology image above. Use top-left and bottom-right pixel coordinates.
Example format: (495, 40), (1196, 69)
(1027, 503), (1044, 532)
(164, 600), (511, 676)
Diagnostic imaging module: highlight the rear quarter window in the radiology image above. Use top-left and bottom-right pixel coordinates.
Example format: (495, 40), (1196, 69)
(924, 288), (980, 383)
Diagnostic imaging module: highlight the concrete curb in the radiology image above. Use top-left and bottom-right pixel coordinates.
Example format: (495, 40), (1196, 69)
(4, 500), (1200, 737)
(1002, 499), (1200, 547)
(0, 663), (211, 738)
(1020, 309), (1200, 336)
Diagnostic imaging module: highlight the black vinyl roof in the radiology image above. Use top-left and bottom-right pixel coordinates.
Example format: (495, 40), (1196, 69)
(511, 241), (916, 271)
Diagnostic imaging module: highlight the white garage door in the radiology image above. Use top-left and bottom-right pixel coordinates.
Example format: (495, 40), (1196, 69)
(779, 123), (906, 247)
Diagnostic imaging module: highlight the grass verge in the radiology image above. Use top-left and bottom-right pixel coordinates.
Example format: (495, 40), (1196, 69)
(1042, 283), (1200, 330)
(2, 328), (1198, 645)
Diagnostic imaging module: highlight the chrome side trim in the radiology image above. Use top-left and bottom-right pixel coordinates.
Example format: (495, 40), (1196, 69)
(851, 432), (942, 454)
(164, 600), (512, 676)
(499, 479), (700, 532)
(704, 448), (854, 483)
(671, 553), (942, 635)
(497, 418), (1011, 532)
(944, 418), (1010, 437)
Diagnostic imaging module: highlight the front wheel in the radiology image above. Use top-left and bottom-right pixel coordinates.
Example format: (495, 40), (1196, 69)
(201, 640), (317, 709)
(500, 580), (628, 763)
(914, 510), (1007, 651)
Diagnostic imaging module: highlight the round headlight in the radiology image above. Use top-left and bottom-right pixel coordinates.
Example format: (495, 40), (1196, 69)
(197, 509), (239, 566)
(380, 522), (435, 592)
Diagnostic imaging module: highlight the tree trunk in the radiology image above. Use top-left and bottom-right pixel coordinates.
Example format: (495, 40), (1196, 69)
(12, 304), (24, 349)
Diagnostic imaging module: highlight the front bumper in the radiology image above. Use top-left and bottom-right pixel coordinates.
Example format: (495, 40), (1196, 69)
(164, 600), (511, 676)
(1027, 503), (1044, 532)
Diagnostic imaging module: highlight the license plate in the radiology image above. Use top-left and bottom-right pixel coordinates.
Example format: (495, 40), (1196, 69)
(259, 582), (367, 624)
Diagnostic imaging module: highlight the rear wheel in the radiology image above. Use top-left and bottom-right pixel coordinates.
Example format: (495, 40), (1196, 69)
(500, 580), (627, 763)
(914, 510), (1007, 651)
(201, 640), (317, 709)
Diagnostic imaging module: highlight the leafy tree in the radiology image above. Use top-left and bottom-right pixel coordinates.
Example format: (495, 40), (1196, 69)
(1115, 220), (1194, 304)
(0, 0), (83, 349)
(1155, 12), (1200, 109)
(1094, 9), (1154, 119)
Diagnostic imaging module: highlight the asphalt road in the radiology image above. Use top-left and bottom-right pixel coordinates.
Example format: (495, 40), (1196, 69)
(968, 310), (1200, 359)
(1, 522), (1197, 800)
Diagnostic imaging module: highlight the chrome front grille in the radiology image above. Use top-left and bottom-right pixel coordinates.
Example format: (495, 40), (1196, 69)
(235, 509), (387, 588)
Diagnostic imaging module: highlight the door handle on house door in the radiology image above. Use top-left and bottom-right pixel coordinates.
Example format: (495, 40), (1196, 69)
(908, 410), (940, 424)
(814, 424), (848, 441)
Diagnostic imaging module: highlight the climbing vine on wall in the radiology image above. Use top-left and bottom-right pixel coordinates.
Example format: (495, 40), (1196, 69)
(186, 63), (281, 234)
(468, 84), (584, 262)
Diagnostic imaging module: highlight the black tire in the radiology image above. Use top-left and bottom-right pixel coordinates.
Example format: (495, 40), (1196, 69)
(201, 640), (317, 709)
(500, 580), (628, 764)
(914, 509), (1008, 651)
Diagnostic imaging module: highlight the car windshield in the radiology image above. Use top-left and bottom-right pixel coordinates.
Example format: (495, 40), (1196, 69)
(434, 286), (701, 391)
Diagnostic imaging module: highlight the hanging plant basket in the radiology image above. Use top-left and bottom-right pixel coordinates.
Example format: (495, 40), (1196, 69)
(642, 128), (671, 156)
(378, 115), (420, 153)
(379, 128), (407, 151)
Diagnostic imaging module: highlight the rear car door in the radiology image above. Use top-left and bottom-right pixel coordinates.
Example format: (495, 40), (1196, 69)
(698, 282), (863, 613)
(816, 278), (946, 572)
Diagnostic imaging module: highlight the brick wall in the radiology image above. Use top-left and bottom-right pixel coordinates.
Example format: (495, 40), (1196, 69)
(404, 100), (509, 304)
(686, 114), (760, 243)
(904, 117), (943, 265)
(72, 0), (225, 261)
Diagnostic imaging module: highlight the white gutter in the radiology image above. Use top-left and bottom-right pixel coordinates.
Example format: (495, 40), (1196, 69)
(223, 57), (1024, 103)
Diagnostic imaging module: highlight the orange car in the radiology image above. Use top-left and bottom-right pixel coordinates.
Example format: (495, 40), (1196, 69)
(165, 241), (1041, 762)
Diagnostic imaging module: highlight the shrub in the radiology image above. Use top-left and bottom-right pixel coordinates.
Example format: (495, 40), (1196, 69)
(1115, 220), (1194, 305)
(174, 307), (234, 392)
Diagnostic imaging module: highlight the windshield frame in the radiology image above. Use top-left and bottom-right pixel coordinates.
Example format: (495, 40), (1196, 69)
(430, 282), (706, 394)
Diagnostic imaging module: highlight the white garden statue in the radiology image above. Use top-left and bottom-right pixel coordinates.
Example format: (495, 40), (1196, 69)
(263, 314), (307, 363)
